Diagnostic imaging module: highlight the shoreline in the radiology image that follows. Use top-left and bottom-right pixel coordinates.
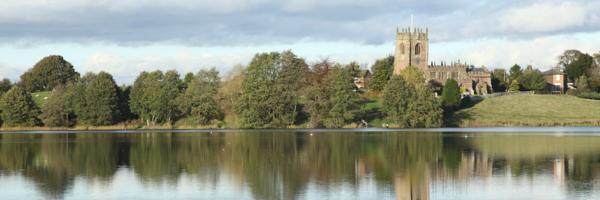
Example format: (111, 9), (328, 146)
(3, 126), (600, 134)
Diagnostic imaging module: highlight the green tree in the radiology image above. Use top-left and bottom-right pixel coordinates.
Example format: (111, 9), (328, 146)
(0, 78), (12, 94)
(0, 86), (40, 127)
(235, 51), (307, 128)
(560, 50), (594, 81)
(130, 70), (183, 125)
(304, 59), (334, 128)
(508, 80), (520, 92)
(81, 72), (120, 125)
(491, 69), (507, 92)
(40, 85), (75, 127)
(19, 55), (79, 92)
(382, 75), (442, 128)
(521, 69), (547, 91)
(369, 56), (394, 91)
(576, 75), (590, 93)
(400, 65), (425, 85)
(324, 66), (361, 128)
(509, 64), (523, 84)
(441, 79), (461, 110)
(178, 68), (223, 125)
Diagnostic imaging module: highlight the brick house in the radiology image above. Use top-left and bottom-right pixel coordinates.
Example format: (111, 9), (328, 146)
(543, 65), (567, 93)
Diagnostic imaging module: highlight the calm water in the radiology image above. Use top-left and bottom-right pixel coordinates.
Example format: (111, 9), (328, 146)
(1, 128), (600, 200)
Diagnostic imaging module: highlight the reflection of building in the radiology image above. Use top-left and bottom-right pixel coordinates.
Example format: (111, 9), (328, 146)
(394, 170), (430, 200)
(544, 65), (567, 93)
(393, 27), (492, 95)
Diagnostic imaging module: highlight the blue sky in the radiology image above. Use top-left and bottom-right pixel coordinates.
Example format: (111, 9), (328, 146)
(0, 0), (599, 84)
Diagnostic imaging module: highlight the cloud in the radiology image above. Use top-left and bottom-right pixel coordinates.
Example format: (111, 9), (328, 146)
(499, 2), (586, 33)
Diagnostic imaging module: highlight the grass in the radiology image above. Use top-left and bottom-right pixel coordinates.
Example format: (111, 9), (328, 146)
(452, 94), (600, 127)
(31, 91), (51, 107)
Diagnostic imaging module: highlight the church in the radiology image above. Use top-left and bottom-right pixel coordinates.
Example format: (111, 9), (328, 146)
(393, 27), (492, 95)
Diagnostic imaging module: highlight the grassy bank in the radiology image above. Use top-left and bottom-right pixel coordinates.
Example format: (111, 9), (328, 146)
(452, 94), (600, 127)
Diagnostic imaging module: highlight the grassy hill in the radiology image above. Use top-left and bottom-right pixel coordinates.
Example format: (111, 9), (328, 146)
(452, 94), (600, 127)
(31, 91), (51, 107)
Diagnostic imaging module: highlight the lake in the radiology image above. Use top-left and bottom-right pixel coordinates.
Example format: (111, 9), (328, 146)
(1, 128), (600, 200)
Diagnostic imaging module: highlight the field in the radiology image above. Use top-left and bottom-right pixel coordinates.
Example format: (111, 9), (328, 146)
(452, 94), (600, 127)
(31, 91), (51, 107)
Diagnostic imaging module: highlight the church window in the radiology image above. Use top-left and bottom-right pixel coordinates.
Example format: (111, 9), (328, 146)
(430, 72), (436, 78)
(415, 43), (421, 55)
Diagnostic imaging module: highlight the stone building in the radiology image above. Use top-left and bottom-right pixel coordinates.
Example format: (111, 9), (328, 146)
(393, 27), (492, 95)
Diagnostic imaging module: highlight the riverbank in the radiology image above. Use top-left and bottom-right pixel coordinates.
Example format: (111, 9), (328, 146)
(451, 94), (600, 127)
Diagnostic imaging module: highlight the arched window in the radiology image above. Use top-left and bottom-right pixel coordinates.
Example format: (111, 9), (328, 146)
(415, 43), (421, 55)
(400, 43), (405, 54)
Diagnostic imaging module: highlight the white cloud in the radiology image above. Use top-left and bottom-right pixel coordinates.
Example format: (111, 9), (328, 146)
(499, 2), (586, 33)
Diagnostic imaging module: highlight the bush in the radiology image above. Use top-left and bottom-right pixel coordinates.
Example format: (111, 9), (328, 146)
(577, 92), (600, 100)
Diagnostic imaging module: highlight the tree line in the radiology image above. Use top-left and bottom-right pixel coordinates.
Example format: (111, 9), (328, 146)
(0, 52), (453, 129)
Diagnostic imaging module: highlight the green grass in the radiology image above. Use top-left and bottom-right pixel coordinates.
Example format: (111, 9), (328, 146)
(453, 94), (600, 127)
(31, 91), (51, 107)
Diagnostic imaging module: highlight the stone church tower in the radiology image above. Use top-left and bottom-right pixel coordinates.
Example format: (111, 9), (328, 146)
(393, 27), (429, 75)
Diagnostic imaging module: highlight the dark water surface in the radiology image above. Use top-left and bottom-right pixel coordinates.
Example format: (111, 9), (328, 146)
(1, 128), (600, 199)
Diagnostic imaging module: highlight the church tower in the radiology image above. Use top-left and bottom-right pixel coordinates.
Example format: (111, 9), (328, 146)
(393, 27), (429, 75)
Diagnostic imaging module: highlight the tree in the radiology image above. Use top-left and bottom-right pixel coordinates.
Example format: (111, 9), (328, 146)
(0, 86), (40, 127)
(508, 80), (520, 92)
(369, 56), (394, 91)
(441, 79), (461, 110)
(81, 72), (120, 126)
(400, 65), (425, 86)
(219, 64), (245, 127)
(130, 70), (183, 126)
(382, 75), (442, 128)
(40, 85), (75, 127)
(521, 69), (547, 91)
(304, 59), (334, 128)
(19, 55), (79, 92)
(576, 75), (590, 93)
(491, 69), (507, 92)
(560, 50), (594, 81)
(0, 78), (12, 94)
(235, 51), (307, 128)
(177, 68), (223, 125)
(509, 64), (523, 84)
(324, 66), (361, 128)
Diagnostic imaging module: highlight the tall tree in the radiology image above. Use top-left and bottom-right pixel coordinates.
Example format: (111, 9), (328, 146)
(509, 64), (523, 84)
(130, 70), (183, 125)
(0, 78), (12, 94)
(382, 75), (442, 128)
(441, 79), (461, 110)
(576, 75), (590, 93)
(521, 69), (547, 91)
(0, 86), (40, 127)
(81, 72), (120, 126)
(508, 80), (520, 92)
(324, 66), (361, 128)
(491, 69), (507, 92)
(400, 65), (426, 86)
(369, 56), (394, 91)
(304, 59), (334, 128)
(235, 51), (307, 128)
(19, 55), (79, 92)
(40, 85), (75, 127)
(178, 68), (223, 125)
(560, 50), (594, 81)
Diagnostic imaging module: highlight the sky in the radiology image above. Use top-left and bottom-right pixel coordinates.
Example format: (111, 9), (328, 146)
(0, 0), (599, 84)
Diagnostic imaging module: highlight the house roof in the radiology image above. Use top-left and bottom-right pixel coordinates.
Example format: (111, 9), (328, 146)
(543, 67), (564, 75)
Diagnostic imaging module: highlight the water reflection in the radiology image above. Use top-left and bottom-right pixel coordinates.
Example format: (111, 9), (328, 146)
(0, 131), (599, 199)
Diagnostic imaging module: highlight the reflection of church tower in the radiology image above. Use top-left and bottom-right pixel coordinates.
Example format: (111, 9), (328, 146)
(393, 27), (429, 75)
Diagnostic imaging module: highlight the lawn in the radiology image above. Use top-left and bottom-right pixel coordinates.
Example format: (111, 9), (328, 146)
(452, 94), (600, 127)
(31, 91), (51, 107)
